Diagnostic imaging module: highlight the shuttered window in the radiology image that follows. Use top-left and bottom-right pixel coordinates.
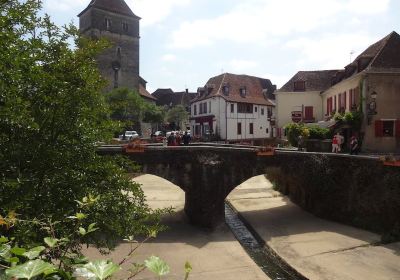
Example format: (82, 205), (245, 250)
(304, 106), (314, 121)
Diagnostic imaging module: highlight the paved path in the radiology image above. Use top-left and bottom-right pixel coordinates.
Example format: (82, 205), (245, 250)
(85, 174), (269, 280)
(227, 175), (400, 280)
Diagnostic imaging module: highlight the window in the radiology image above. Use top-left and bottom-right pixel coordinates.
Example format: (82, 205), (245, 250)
(194, 105), (197, 115)
(327, 97), (333, 115)
(266, 128), (269, 134)
(203, 102), (207, 114)
(222, 85), (229, 95)
(375, 120), (395, 137)
(238, 103), (253, 113)
(249, 123), (254, 134)
(261, 108), (264, 115)
(294, 81), (306, 91)
(116, 47), (121, 57)
(255, 106), (258, 113)
(209, 101), (211, 113)
(239, 87), (247, 97)
(267, 107), (272, 118)
(383, 121), (394, 136)
(105, 18), (111, 30)
(122, 22), (129, 32)
(230, 103), (234, 113)
(237, 123), (242, 135)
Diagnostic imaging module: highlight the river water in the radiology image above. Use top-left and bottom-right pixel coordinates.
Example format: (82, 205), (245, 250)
(225, 203), (305, 280)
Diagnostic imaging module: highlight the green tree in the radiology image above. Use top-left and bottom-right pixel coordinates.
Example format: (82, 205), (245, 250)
(0, 0), (162, 249)
(105, 88), (165, 134)
(285, 123), (310, 146)
(166, 105), (189, 130)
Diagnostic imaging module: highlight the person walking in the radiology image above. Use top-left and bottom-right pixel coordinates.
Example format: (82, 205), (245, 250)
(350, 136), (359, 155)
(336, 132), (344, 152)
(182, 131), (191, 146)
(167, 132), (176, 146)
(332, 134), (339, 153)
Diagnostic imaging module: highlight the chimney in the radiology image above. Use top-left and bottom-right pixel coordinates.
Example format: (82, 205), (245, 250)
(185, 88), (189, 94)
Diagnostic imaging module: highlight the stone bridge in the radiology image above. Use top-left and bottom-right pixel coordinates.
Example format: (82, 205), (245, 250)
(98, 144), (400, 235)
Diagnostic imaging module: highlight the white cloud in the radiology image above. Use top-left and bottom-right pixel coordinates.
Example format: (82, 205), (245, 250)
(170, 0), (390, 49)
(162, 54), (177, 62)
(285, 33), (377, 69)
(132, 0), (191, 26)
(229, 59), (258, 72)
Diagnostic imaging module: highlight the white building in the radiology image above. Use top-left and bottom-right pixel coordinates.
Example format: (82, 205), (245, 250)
(275, 70), (338, 138)
(190, 73), (276, 144)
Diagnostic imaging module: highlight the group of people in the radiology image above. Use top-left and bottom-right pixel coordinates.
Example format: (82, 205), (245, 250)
(332, 132), (359, 155)
(164, 131), (191, 146)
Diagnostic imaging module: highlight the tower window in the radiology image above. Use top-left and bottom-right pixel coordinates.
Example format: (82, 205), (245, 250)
(122, 22), (129, 32)
(105, 18), (112, 30)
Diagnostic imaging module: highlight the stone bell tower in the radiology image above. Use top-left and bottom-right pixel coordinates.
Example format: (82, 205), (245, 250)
(78, 0), (140, 92)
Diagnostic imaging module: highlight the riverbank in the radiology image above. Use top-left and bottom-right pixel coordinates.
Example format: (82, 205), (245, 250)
(84, 174), (269, 280)
(227, 175), (400, 280)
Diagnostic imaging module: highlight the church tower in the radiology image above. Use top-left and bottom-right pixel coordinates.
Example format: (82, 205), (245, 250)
(78, 0), (140, 92)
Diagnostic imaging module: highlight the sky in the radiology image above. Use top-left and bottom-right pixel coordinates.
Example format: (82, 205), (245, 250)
(42, 0), (399, 93)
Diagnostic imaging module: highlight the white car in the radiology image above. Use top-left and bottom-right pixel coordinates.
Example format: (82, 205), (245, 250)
(119, 131), (139, 140)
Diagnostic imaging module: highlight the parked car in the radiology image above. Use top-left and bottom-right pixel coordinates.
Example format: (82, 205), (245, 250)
(119, 131), (139, 140)
(152, 131), (164, 137)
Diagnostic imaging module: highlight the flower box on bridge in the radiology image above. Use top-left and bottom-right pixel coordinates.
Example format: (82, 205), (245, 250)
(256, 146), (275, 156)
(124, 140), (146, 153)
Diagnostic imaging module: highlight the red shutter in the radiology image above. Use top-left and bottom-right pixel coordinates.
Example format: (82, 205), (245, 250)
(396, 120), (400, 138)
(334, 95), (337, 110)
(305, 106), (313, 121)
(344, 91), (347, 111)
(375, 120), (384, 137)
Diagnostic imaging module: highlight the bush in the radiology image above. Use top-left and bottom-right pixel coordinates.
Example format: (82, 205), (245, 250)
(285, 123), (310, 146)
(308, 125), (331, 140)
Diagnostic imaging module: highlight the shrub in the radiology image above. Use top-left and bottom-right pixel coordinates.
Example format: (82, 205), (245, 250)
(285, 123), (310, 146)
(308, 125), (331, 140)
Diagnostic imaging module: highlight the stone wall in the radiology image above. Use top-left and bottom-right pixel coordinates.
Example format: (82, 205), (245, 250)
(268, 152), (400, 241)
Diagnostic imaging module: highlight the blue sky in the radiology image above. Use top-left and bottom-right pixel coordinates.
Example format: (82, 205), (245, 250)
(43, 0), (399, 93)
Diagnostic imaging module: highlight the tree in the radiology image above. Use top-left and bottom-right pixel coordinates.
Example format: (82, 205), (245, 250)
(105, 88), (165, 134)
(0, 0), (162, 249)
(166, 105), (189, 130)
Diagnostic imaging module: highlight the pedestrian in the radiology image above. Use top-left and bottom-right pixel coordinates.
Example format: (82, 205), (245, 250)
(336, 132), (344, 152)
(332, 134), (339, 153)
(350, 136), (359, 155)
(162, 136), (167, 147)
(182, 131), (191, 146)
(167, 132), (176, 146)
(297, 135), (304, 151)
(175, 133), (182, 146)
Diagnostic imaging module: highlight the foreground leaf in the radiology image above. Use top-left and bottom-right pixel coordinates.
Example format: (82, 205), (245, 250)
(6, 260), (56, 280)
(44, 237), (59, 248)
(144, 256), (170, 277)
(23, 246), (46, 260)
(75, 260), (120, 280)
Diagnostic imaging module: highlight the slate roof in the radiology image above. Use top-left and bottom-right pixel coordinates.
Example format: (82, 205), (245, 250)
(191, 73), (276, 106)
(78, 0), (139, 18)
(334, 31), (400, 82)
(278, 70), (339, 92)
(152, 89), (196, 107)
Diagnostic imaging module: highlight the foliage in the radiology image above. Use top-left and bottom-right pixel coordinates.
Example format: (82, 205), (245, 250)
(0, 0), (164, 250)
(284, 123), (310, 147)
(333, 111), (363, 130)
(166, 105), (189, 130)
(307, 125), (332, 140)
(105, 88), (165, 134)
(0, 213), (191, 279)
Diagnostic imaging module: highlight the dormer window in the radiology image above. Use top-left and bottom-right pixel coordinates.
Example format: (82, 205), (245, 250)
(294, 81), (305, 91)
(122, 22), (129, 32)
(240, 87), (247, 97)
(105, 18), (112, 30)
(222, 84), (229, 95)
